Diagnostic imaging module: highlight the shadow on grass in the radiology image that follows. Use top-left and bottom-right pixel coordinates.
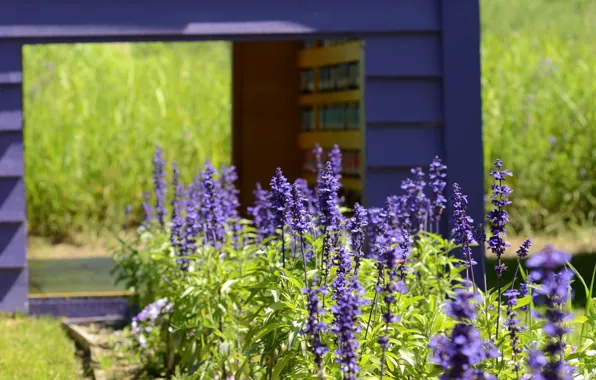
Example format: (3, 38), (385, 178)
(485, 251), (596, 307)
(28, 257), (126, 294)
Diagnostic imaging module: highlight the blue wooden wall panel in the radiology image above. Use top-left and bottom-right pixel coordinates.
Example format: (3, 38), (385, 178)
(0, 178), (25, 223)
(0, 268), (28, 312)
(364, 78), (443, 124)
(441, 1), (485, 288)
(363, 168), (412, 209)
(0, 131), (24, 177)
(366, 125), (443, 168)
(365, 33), (441, 78)
(1, 0), (440, 40)
(0, 41), (26, 312)
(0, 223), (26, 268)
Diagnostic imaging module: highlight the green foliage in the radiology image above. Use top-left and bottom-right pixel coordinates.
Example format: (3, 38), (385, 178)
(112, 218), (596, 379)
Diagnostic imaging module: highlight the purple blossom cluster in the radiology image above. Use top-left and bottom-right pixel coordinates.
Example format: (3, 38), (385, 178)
(132, 297), (174, 348)
(451, 183), (478, 282)
(503, 288), (524, 376)
(429, 156), (448, 226)
(487, 159), (513, 276)
(247, 183), (275, 243)
(430, 283), (499, 379)
(302, 277), (329, 378)
(526, 245), (575, 380)
(347, 203), (368, 274)
(330, 247), (369, 380)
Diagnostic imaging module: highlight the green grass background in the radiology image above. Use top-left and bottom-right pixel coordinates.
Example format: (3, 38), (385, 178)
(22, 0), (595, 242)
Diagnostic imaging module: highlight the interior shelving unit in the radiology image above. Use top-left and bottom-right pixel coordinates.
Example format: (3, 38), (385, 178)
(297, 39), (364, 204)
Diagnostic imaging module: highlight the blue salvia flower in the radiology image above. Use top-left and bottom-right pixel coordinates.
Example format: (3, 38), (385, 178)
(401, 168), (428, 234)
(503, 289), (524, 377)
(367, 207), (387, 258)
(313, 143), (324, 178)
(152, 145), (167, 230)
(302, 276), (329, 379)
(180, 176), (201, 269)
(317, 161), (341, 228)
(516, 238), (532, 259)
(270, 168), (293, 234)
(290, 182), (311, 237)
(430, 283), (498, 380)
(247, 183), (275, 243)
(519, 281), (530, 312)
(141, 192), (154, 229)
(295, 178), (317, 215)
(330, 247), (368, 380)
(197, 163), (226, 248)
(429, 156), (448, 228)
(220, 165), (241, 245)
(487, 159), (513, 275)
(328, 144), (343, 183)
(131, 297), (174, 348)
(526, 245), (576, 380)
(348, 203), (368, 274)
(451, 183), (478, 283)
(170, 162), (186, 255)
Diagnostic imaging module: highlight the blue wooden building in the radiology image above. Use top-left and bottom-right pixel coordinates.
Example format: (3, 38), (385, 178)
(0, 0), (484, 314)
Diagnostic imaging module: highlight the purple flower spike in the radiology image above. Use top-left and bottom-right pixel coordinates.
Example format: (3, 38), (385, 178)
(247, 183), (275, 243)
(290, 182), (311, 236)
(503, 289), (524, 376)
(429, 156), (448, 226)
(525, 245), (576, 379)
(516, 238), (532, 258)
(141, 192), (154, 228)
(152, 145), (167, 230)
(328, 144), (343, 183)
(170, 162), (186, 256)
(348, 203), (368, 274)
(302, 276), (329, 376)
(270, 168), (293, 233)
(197, 162), (226, 248)
(317, 161), (341, 228)
(450, 183), (478, 282)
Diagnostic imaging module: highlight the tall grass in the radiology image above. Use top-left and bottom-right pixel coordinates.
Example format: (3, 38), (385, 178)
(23, 42), (232, 240)
(23, 0), (595, 241)
(481, 0), (596, 234)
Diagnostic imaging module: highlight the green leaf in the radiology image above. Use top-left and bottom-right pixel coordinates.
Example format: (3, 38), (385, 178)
(271, 351), (296, 380)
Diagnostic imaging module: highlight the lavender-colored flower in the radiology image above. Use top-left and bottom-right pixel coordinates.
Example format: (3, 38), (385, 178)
(295, 178), (317, 214)
(328, 144), (343, 183)
(330, 247), (368, 380)
(197, 163), (226, 247)
(290, 182), (312, 236)
(487, 160), (513, 271)
(526, 245), (575, 379)
(429, 156), (448, 225)
(443, 286), (480, 321)
(367, 208), (386, 256)
(401, 167), (428, 234)
(348, 203), (368, 274)
(170, 162), (186, 255)
(247, 183), (275, 243)
(131, 297), (174, 347)
(517, 238), (532, 258)
(317, 161), (341, 228)
(503, 289), (524, 376)
(141, 192), (154, 228)
(450, 183), (478, 281)
(302, 277), (329, 376)
(152, 146), (167, 230)
(429, 324), (498, 380)
(220, 165), (241, 245)
(313, 143), (324, 178)
(519, 282), (530, 312)
(270, 168), (293, 233)
(430, 284), (498, 380)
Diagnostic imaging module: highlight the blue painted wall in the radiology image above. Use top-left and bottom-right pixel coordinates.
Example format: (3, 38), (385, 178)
(0, 0), (483, 311)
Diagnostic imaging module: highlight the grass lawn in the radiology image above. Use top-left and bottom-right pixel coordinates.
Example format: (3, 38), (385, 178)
(0, 314), (85, 379)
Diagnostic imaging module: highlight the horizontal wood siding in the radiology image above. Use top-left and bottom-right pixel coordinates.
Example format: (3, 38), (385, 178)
(0, 0), (440, 41)
(0, 42), (27, 311)
(363, 33), (444, 208)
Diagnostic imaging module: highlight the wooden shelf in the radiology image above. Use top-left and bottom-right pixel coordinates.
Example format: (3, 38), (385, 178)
(298, 130), (361, 150)
(298, 41), (362, 68)
(303, 172), (361, 192)
(299, 90), (360, 105)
